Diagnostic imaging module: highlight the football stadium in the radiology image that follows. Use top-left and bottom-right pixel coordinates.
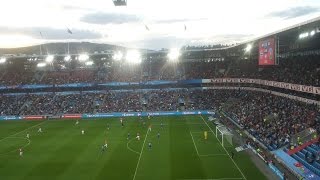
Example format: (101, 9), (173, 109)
(0, 0), (319, 180)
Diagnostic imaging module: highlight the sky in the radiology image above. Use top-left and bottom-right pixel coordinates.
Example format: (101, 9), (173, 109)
(0, 0), (319, 50)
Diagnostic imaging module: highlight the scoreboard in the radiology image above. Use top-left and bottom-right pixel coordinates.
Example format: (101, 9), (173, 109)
(258, 37), (277, 65)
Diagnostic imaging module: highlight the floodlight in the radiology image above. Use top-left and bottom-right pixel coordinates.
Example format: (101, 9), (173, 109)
(167, 48), (180, 61)
(37, 62), (46, 67)
(299, 32), (309, 39)
(113, 51), (123, 61)
(245, 44), (252, 52)
(125, 50), (141, 64)
(0, 57), (6, 64)
(85, 61), (94, 66)
(310, 30), (315, 36)
(78, 54), (89, 62)
(45, 55), (54, 63)
(64, 55), (71, 62)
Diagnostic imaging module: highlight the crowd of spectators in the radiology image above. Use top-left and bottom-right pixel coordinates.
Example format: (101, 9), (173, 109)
(0, 55), (318, 86)
(0, 89), (318, 151)
(224, 91), (318, 149)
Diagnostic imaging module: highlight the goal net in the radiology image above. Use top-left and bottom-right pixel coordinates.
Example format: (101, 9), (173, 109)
(216, 125), (233, 147)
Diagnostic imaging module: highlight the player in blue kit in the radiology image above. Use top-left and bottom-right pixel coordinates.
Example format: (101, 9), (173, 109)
(127, 132), (130, 140)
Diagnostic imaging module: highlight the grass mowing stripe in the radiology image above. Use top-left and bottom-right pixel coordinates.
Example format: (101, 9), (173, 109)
(133, 129), (150, 180)
(190, 132), (200, 156)
(200, 116), (247, 180)
(179, 178), (243, 180)
(0, 120), (47, 143)
(198, 154), (228, 157)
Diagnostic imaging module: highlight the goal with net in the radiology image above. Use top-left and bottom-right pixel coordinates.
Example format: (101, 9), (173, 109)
(216, 125), (233, 147)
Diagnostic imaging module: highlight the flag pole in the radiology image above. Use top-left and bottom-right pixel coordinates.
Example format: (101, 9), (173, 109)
(39, 32), (43, 55)
(40, 44), (42, 55)
(66, 27), (73, 54)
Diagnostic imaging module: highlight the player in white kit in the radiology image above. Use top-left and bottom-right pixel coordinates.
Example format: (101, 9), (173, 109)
(81, 130), (85, 135)
(19, 148), (23, 157)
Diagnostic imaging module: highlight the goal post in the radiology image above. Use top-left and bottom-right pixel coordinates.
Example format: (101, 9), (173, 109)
(216, 125), (233, 147)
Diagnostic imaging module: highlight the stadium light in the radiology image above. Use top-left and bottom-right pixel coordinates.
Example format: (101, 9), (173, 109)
(125, 50), (141, 64)
(167, 48), (180, 61)
(85, 61), (94, 66)
(113, 51), (123, 61)
(64, 55), (71, 62)
(0, 57), (6, 64)
(78, 54), (89, 62)
(245, 44), (252, 52)
(37, 62), (46, 67)
(45, 55), (54, 63)
(310, 30), (315, 36)
(299, 32), (309, 39)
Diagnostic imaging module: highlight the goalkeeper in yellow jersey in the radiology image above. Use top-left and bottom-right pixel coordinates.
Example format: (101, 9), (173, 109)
(204, 131), (208, 140)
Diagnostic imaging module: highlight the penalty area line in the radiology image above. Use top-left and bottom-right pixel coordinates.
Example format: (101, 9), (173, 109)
(127, 138), (141, 155)
(200, 116), (247, 180)
(190, 131), (200, 156)
(0, 120), (47, 143)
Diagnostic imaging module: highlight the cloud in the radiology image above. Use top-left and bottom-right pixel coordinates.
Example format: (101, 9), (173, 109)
(267, 6), (319, 19)
(81, 12), (142, 25)
(0, 27), (102, 40)
(154, 18), (207, 24)
(61, 5), (93, 11)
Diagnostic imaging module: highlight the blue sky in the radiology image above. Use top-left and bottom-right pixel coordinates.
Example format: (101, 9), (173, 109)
(0, 0), (319, 49)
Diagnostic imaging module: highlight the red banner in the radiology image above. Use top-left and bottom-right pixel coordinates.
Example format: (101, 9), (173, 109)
(62, 114), (82, 119)
(24, 116), (44, 120)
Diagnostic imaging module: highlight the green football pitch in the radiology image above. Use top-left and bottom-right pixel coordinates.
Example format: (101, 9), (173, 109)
(0, 115), (266, 180)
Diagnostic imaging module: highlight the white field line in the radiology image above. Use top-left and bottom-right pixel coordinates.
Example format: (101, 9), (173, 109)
(190, 131), (200, 156)
(127, 138), (141, 155)
(132, 129), (150, 180)
(190, 132), (228, 157)
(200, 116), (247, 180)
(0, 137), (31, 156)
(0, 121), (47, 143)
